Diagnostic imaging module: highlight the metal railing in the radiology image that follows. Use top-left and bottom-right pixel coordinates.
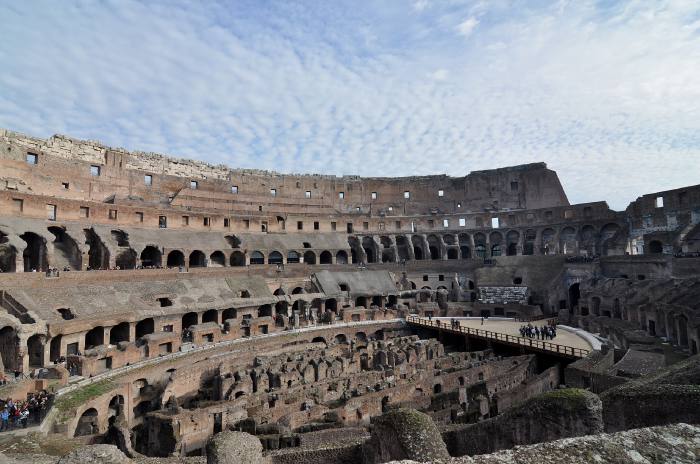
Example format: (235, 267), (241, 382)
(406, 316), (590, 358)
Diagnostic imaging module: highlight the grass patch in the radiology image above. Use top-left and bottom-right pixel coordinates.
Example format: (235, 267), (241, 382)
(53, 380), (115, 422)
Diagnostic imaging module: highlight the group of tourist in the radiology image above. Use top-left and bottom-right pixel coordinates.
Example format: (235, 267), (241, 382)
(519, 323), (557, 341)
(0, 390), (53, 431)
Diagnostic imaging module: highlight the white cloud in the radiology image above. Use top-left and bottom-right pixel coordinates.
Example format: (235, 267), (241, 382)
(456, 17), (479, 37)
(0, 0), (698, 210)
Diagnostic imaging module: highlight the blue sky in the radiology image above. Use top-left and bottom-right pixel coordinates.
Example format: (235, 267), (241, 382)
(1, 0), (699, 210)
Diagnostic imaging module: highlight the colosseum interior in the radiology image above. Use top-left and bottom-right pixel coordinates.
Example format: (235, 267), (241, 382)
(0, 128), (698, 463)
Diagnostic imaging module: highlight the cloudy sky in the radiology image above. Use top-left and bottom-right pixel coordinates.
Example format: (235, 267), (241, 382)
(1, 0), (699, 209)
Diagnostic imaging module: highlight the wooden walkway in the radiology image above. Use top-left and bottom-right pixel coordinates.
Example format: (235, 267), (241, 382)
(406, 316), (591, 359)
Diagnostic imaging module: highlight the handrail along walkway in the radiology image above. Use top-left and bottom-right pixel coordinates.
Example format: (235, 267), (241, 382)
(406, 316), (590, 358)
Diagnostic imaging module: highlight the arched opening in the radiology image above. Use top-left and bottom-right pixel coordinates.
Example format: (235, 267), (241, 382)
(600, 223), (621, 255)
(287, 251), (300, 264)
(258, 304), (272, 318)
(592, 297), (601, 316)
(115, 249), (137, 269)
(542, 228), (556, 255)
(427, 235), (441, 260)
(222, 308), (237, 322)
(85, 326), (105, 350)
(136, 318), (154, 338)
(334, 334), (347, 344)
(275, 301), (288, 320)
(49, 334), (62, 362)
(167, 250), (185, 267)
(356, 296), (368, 308)
(613, 299), (622, 319)
(475, 245), (486, 258)
(27, 334), (44, 368)
(491, 244), (501, 257)
(447, 248), (458, 259)
(182, 312), (198, 329)
(84, 229), (110, 270)
(433, 384), (442, 394)
(0, 327), (18, 371)
(677, 315), (689, 347)
(48, 226), (81, 270)
(371, 295), (382, 307)
(396, 236), (411, 261)
(189, 250), (206, 267)
(319, 250), (332, 264)
(506, 230), (520, 256)
(210, 251), (226, 267)
(362, 237), (376, 263)
(109, 322), (130, 344)
(303, 251), (316, 264)
(0, 231), (16, 273)
(569, 283), (580, 312)
(649, 240), (663, 254)
(312, 336), (327, 345)
(230, 251), (246, 266)
(292, 286), (305, 295)
(74, 408), (99, 437)
(460, 245), (471, 259)
(355, 331), (367, 343)
(335, 250), (348, 264)
(250, 251), (265, 265)
(523, 229), (536, 255)
(225, 235), (242, 249)
(140, 246), (162, 267)
(560, 227), (577, 255)
(202, 309), (218, 324)
(108, 395), (125, 423)
(268, 251), (283, 265)
(20, 232), (48, 272)
(474, 233), (486, 258)
(326, 298), (337, 312)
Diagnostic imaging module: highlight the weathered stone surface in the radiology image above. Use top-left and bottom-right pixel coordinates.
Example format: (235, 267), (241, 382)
(363, 409), (449, 464)
(386, 423), (700, 464)
(205, 432), (263, 464)
(443, 389), (603, 457)
(56, 445), (131, 464)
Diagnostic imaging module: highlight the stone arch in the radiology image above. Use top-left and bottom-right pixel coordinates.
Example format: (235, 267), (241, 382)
(27, 334), (44, 368)
(334, 334), (347, 344)
(560, 227), (577, 255)
(649, 240), (663, 254)
(136, 318), (154, 338)
(287, 250), (300, 264)
(600, 223), (621, 256)
(189, 250), (206, 267)
(459, 234), (471, 259)
(427, 235), (442, 260)
(230, 250), (246, 266)
(268, 251), (283, 265)
(356, 296), (368, 308)
(20, 232), (48, 272)
(411, 235), (425, 260)
(591, 296), (601, 316)
(523, 229), (537, 255)
(167, 250), (185, 267)
(0, 326), (19, 371)
(48, 226), (81, 270)
(74, 408), (99, 437)
(506, 230), (520, 256)
(222, 308), (237, 322)
(257, 304), (272, 318)
(542, 228), (556, 255)
(319, 250), (333, 264)
(362, 236), (377, 263)
(108, 395), (125, 423)
(335, 250), (348, 264)
(109, 322), (130, 344)
(396, 235), (411, 261)
(0, 231), (17, 273)
(115, 248), (137, 269)
(202, 309), (218, 324)
(84, 229), (109, 270)
(140, 246), (162, 267)
(182, 312), (198, 329)
(250, 251), (265, 265)
(580, 225), (597, 255)
(85, 326), (105, 350)
(210, 251), (226, 267)
(348, 236), (364, 263)
(303, 251), (316, 264)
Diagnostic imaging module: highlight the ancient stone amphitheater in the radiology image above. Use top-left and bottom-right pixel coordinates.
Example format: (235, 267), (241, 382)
(0, 128), (697, 463)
